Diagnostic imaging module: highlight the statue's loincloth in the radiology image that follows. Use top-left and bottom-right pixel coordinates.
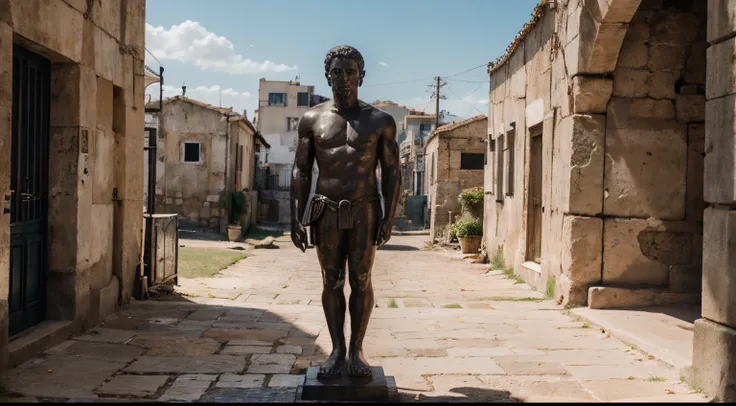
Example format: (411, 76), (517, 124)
(303, 194), (382, 247)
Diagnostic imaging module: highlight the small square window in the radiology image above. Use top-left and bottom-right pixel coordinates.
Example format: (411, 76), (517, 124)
(184, 142), (200, 162)
(268, 93), (287, 106)
(297, 92), (309, 106)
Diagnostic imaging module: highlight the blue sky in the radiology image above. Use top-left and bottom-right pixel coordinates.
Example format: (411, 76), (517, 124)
(144, 0), (539, 119)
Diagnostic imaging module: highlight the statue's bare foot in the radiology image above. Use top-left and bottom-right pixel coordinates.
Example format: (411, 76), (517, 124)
(318, 349), (346, 377)
(347, 351), (372, 377)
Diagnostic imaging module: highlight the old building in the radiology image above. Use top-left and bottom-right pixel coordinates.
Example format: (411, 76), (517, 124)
(151, 96), (268, 233)
(425, 115), (488, 240)
(400, 114), (436, 196)
(0, 0), (145, 369)
(481, 0), (735, 400)
(254, 79), (323, 225)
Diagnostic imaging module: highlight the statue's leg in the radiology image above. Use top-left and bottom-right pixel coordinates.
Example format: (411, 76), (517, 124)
(314, 210), (348, 376)
(346, 201), (380, 377)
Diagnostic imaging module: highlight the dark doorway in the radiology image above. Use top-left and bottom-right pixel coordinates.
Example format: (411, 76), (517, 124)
(9, 44), (51, 336)
(526, 129), (543, 263)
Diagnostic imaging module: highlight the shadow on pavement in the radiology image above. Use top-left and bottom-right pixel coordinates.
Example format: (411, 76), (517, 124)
(402, 387), (521, 403)
(378, 244), (420, 251)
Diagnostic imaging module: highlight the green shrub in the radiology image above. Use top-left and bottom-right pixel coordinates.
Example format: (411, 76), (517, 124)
(224, 191), (248, 225)
(454, 217), (483, 238)
(459, 187), (484, 210)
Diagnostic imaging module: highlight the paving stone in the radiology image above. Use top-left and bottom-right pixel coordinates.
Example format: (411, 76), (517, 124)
(267, 374), (305, 388)
(221, 345), (272, 355)
(95, 375), (169, 397)
(124, 356), (246, 374)
(446, 347), (515, 357)
(275, 345), (302, 355)
(565, 365), (679, 380)
(425, 375), (520, 402)
(476, 375), (596, 401)
(46, 340), (143, 363)
(73, 328), (137, 344)
(228, 339), (275, 346)
(127, 336), (221, 356)
(407, 348), (448, 357)
(200, 387), (297, 403)
(496, 361), (569, 376)
(187, 308), (227, 321)
(203, 328), (288, 342)
(215, 373), (265, 389)
(247, 354), (296, 374)
(158, 374), (216, 402)
(3, 355), (128, 398)
(382, 356), (505, 375)
(581, 378), (696, 401)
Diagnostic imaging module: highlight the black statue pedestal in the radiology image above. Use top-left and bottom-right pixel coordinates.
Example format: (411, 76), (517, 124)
(296, 366), (398, 402)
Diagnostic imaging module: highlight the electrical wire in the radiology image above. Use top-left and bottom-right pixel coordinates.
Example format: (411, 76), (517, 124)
(445, 63), (488, 78)
(145, 47), (162, 65)
(362, 62), (487, 88)
(446, 84), (487, 116)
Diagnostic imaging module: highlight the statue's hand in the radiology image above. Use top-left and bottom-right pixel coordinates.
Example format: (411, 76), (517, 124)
(375, 220), (393, 246)
(291, 222), (308, 252)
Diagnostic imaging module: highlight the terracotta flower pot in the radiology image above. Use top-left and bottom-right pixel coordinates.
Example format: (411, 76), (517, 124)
(227, 225), (242, 242)
(458, 235), (482, 254)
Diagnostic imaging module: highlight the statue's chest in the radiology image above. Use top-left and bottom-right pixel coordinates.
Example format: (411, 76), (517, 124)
(317, 120), (377, 149)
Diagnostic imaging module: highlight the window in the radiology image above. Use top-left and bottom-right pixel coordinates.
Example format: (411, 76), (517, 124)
(268, 93), (287, 106)
(505, 130), (515, 196)
(460, 153), (484, 170)
(487, 139), (495, 194)
(183, 142), (200, 162)
(297, 92), (309, 106)
(286, 117), (299, 132)
(495, 135), (504, 201)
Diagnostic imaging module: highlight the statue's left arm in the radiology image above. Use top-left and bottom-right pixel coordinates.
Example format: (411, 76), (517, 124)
(376, 114), (401, 246)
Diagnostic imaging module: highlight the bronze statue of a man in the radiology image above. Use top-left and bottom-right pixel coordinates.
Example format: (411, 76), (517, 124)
(290, 45), (401, 378)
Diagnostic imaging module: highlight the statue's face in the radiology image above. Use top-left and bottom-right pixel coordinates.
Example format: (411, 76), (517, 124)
(327, 57), (361, 100)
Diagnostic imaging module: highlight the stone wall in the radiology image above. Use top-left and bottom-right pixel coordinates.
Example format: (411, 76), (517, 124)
(690, 0), (736, 401)
(0, 0), (145, 369)
(483, 0), (706, 307)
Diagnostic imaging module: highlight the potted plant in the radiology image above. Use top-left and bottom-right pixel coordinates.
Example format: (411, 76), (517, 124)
(454, 217), (483, 254)
(226, 191), (247, 242)
(459, 186), (484, 219)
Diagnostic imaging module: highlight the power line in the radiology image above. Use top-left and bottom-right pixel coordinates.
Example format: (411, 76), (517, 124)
(446, 84), (487, 116)
(145, 47), (162, 65)
(445, 63), (488, 78)
(362, 62), (488, 88)
(445, 77), (488, 84)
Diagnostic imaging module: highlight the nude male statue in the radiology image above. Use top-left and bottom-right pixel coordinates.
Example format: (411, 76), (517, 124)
(290, 45), (401, 378)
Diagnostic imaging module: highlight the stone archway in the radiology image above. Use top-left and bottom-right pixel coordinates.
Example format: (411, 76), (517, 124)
(577, 0), (643, 75)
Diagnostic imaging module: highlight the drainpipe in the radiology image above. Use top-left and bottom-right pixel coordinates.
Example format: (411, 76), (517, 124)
(223, 113), (232, 229)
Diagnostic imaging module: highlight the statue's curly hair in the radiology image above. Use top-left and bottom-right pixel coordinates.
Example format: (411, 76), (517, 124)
(324, 45), (365, 75)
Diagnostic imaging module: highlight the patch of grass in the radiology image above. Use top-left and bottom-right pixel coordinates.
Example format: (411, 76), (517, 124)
(647, 376), (666, 382)
(442, 303), (462, 309)
(627, 376), (636, 380)
(582, 322), (590, 328)
(245, 226), (285, 241)
(477, 296), (544, 302)
(273, 293), (280, 299)
(387, 298), (398, 308)
(545, 276), (556, 299)
(489, 251), (505, 271)
(178, 247), (246, 278)
(207, 293), (216, 298)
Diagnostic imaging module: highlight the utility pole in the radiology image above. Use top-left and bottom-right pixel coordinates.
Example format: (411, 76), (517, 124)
(435, 76), (441, 128)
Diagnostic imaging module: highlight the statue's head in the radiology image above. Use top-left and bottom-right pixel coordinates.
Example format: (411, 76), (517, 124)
(324, 45), (365, 103)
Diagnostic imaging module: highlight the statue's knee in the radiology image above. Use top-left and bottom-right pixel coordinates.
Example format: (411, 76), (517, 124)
(349, 272), (372, 291)
(323, 270), (345, 290)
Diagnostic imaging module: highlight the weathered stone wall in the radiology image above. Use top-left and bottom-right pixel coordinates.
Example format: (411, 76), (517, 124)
(484, 0), (707, 307)
(426, 119), (487, 240)
(0, 0), (145, 369)
(601, 1), (706, 291)
(156, 100), (229, 231)
(690, 0), (736, 401)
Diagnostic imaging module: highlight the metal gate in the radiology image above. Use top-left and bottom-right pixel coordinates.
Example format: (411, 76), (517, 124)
(9, 44), (51, 336)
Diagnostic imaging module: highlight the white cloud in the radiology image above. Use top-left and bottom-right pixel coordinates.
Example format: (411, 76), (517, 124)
(477, 98), (489, 105)
(145, 20), (297, 75)
(147, 84), (254, 115)
(379, 62), (389, 67)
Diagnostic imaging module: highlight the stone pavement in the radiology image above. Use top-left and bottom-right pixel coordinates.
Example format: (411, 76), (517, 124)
(0, 235), (711, 402)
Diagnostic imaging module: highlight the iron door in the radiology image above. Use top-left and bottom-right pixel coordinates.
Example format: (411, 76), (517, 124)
(9, 44), (51, 336)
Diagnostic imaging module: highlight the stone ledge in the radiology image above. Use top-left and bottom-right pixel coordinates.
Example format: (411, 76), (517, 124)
(689, 318), (736, 402)
(588, 286), (700, 310)
(8, 320), (76, 368)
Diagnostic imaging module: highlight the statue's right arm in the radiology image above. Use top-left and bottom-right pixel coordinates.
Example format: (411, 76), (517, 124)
(290, 112), (316, 228)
